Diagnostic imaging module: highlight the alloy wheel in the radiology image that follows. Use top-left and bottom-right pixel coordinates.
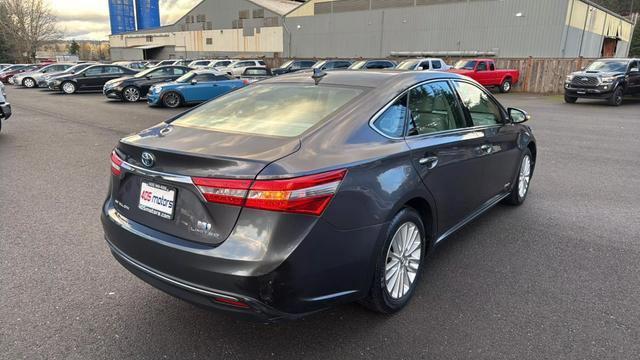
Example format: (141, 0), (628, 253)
(502, 81), (511, 92)
(385, 222), (422, 300)
(24, 78), (35, 88)
(518, 155), (531, 198)
(123, 87), (140, 102)
(62, 82), (76, 94)
(163, 93), (180, 108)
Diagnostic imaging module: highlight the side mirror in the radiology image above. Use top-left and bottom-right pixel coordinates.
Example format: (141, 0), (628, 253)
(190, 79), (198, 85)
(509, 108), (531, 124)
(630, 68), (639, 73)
(580, 66), (586, 71)
(417, 66), (424, 71)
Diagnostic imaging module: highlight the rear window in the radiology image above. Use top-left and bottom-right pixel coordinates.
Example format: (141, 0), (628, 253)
(172, 84), (364, 137)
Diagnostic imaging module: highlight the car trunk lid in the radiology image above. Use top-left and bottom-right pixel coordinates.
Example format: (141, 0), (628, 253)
(111, 123), (300, 245)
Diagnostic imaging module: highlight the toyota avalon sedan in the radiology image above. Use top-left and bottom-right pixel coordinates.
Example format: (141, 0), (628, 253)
(102, 70), (536, 321)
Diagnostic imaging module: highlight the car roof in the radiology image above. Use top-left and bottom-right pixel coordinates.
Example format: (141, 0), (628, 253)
(259, 69), (463, 88)
(192, 69), (228, 75)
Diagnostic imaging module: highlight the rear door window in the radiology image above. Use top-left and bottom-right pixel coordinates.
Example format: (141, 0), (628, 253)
(372, 95), (407, 138)
(85, 67), (106, 76)
(453, 81), (503, 126)
(431, 60), (442, 70)
(172, 84), (364, 137)
(406, 81), (466, 136)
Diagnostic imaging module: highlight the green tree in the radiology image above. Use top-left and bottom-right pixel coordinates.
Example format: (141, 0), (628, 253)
(67, 40), (80, 55)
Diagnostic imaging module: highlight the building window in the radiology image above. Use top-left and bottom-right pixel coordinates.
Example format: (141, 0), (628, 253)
(146, 35), (153, 42)
(263, 17), (279, 27)
(206, 38), (212, 45)
(196, 14), (206, 23)
(239, 10), (250, 19)
(206, 21), (213, 30)
(253, 9), (264, 18)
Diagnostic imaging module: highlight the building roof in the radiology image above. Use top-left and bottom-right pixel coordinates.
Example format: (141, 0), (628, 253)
(247, 0), (302, 16)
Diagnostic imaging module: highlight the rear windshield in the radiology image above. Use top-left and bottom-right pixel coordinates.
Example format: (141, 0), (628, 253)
(172, 84), (364, 137)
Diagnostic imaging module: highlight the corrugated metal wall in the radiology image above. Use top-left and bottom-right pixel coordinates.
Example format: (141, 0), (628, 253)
(283, 0), (634, 59)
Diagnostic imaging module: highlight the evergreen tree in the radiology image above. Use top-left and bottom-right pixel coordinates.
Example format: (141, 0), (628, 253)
(67, 40), (80, 55)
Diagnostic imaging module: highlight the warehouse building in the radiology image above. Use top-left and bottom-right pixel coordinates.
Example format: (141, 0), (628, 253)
(110, 0), (303, 60)
(109, 0), (636, 60)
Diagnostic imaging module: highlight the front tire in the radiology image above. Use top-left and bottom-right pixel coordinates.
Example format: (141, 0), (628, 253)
(122, 86), (141, 102)
(162, 91), (182, 108)
(61, 81), (77, 94)
(499, 78), (512, 93)
(23, 78), (36, 88)
(504, 148), (533, 205)
(361, 208), (426, 314)
(607, 87), (623, 106)
(564, 94), (578, 103)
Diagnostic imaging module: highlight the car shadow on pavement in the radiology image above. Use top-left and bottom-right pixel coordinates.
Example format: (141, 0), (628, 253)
(105, 204), (518, 357)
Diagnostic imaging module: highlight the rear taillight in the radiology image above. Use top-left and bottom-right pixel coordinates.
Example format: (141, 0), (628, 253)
(192, 178), (252, 206)
(111, 151), (123, 176)
(242, 79), (250, 85)
(192, 169), (347, 216)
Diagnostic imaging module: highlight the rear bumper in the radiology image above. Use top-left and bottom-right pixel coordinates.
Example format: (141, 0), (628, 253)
(101, 198), (383, 320)
(0, 102), (11, 120)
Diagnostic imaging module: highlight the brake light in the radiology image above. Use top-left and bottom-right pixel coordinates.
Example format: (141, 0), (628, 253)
(111, 151), (123, 176)
(192, 169), (347, 216)
(242, 79), (250, 85)
(192, 178), (252, 206)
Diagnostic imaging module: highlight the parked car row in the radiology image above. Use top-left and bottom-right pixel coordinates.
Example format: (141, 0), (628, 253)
(0, 82), (11, 132)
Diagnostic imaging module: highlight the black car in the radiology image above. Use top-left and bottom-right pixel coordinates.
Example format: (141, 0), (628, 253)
(349, 59), (397, 70)
(564, 58), (640, 106)
(49, 65), (138, 94)
(39, 63), (96, 88)
(0, 83), (11, 132)
(103, 65), (191, 102)
(272, 59), (317, 76)
(312, 59), (353, 71)
(102, 70), (536, 321)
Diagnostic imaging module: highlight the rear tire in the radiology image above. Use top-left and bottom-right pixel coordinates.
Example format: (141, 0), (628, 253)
(607, 87), (623, 106)
(61, 81), (77, 94)
(499, 78), (512, 93)
(23, 77), (36, 88)
(503, 148), (533, 206)
(564, 95), (578, 103)
(361, 208), (426, 314)
(162, 91), (182, 108)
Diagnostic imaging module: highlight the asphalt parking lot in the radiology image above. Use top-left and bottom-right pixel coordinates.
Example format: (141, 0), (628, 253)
(1, 87), (639, 359)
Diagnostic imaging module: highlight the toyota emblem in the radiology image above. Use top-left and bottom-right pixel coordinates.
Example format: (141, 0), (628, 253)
(141, 152), (155, 168)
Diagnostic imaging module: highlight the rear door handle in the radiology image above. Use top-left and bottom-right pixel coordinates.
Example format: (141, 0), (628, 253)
(418, 156), (439, 169)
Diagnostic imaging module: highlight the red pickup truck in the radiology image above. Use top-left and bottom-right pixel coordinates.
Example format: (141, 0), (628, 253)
(450, 59), (520, 93)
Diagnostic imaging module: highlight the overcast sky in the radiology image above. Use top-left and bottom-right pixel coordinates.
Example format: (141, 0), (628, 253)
(51, 0), (201, 40)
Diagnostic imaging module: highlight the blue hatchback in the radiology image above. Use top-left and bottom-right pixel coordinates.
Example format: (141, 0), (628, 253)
(147, 70), (247, 108)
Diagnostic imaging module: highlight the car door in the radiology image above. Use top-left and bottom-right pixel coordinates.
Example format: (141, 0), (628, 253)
(474, 61), (490, 86)
(403, 80), (490, 234)
(78, 66), (105, 90)
(452, 80), (521, 199)
(184, 73), (218, 102)
(627, 60), (640, 94)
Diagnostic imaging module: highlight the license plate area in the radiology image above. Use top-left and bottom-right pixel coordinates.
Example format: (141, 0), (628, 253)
(138, 181), (176, 220)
